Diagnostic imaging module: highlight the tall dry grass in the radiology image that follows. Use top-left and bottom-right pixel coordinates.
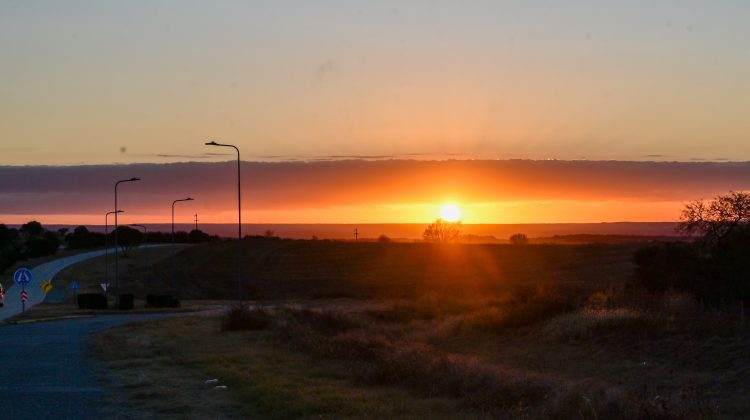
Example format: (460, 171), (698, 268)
(222, 306), (717, 419)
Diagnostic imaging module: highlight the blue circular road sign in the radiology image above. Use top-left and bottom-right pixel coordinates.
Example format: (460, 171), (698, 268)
(13, 267), (33, 286)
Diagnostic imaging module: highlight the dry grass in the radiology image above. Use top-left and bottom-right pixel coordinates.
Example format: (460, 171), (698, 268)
(277, 303), (739, 418)
(220, 305), (272, 331)
(538, 308), (648, 341)
(94, 295), (750, 418)
(94, 316), (247, 419)
(88, 241), (750, 418)
(95, 314), (481, 419)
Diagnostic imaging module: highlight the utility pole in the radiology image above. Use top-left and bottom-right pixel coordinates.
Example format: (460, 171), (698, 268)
(354, 228), (358, 242)
(194, 213), (199, 231)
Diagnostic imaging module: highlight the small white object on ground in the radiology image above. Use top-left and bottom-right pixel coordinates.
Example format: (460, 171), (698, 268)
(205, 379), (219, 384)
(214, 385), (228, 390)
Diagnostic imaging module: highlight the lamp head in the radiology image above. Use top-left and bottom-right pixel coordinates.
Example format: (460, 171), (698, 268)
(205, 141), (219, 146)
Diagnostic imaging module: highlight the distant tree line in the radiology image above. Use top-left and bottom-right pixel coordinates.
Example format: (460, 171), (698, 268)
(0, 222), (220, 273)
(0, 221), (61, 274)
(631, 191), (750, 307)
(65, 225), (218, 254)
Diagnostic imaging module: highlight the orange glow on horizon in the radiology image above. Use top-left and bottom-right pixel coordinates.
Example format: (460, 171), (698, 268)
(2, 199), (684, 226)
(4, 160), (734, 227)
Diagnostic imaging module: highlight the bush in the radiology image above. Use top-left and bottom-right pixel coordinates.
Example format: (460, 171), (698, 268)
(77, 293), (107, 310)
(509, 233), (528, 245)
(118, 294), (134, 310)
(631, 242), (701, 295)
(222, 306), (272, 331)
(377, 234), (391, 243)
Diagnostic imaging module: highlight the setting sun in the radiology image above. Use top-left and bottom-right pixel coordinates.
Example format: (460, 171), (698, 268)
(439, 203), (461, 222)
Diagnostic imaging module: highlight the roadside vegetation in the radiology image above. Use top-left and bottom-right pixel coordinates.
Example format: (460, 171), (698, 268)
(95, 219), (749, 418)
(631, 191), (750, 312)
(83, 191), (750, 417)
(97, 280), (747, 418)
(0, 221), (61, 274)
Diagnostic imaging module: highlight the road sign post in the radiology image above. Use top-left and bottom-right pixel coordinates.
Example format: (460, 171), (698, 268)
(14, 268), (32, 315)
(71, 280), (80, 301)
(14, 267), (32, 287)
(41, 281), (53, 294)
(21, 288), (28, 314)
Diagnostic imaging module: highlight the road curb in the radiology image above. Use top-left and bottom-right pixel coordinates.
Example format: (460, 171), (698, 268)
(4, 314), (94, 325)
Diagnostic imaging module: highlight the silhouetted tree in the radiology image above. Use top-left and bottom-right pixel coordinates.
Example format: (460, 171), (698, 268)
(678, 190), (750, 247)
(25, 231), (60, 257)
(509, 233), (528, 245)
(66, 225), (105, 249)
(111, 225), (143, 256)
(0, 224), (14, 249)
(20, 220), (44, 239)
(632, 191), (750, 306)
(0, 221), (62, 269)
(423, 218), (462, 243)
(0, 224), (21, 274)
(377, 234), (392, 243)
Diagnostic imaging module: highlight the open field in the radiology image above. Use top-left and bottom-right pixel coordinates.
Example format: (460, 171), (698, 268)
(97, 297), (749, 419)
(90, 239), (748, 418)
(143, 238), (641, 300)
(15, 238), (744, 418)
(34, 238), (640, 304)
(51, 245), (190, 297)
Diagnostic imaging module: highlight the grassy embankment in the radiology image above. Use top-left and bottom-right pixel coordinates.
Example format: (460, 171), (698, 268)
(92, 238), (749, 418)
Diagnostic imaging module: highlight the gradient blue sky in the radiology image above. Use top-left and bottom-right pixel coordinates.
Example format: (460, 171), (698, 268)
(3, 1), (750, 165)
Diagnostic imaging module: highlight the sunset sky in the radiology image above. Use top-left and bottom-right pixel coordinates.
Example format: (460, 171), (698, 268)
(2, 2), (750, 225)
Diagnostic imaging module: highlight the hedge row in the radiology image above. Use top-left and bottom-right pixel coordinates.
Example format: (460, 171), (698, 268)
(77, 293), (107, 310)
(146, 294), (180, 308)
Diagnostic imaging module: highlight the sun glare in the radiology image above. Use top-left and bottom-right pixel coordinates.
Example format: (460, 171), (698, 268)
(439, 203), (461, 222)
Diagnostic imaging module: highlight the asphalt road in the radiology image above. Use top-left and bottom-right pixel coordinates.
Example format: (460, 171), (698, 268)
(1, 245), (169, 322)
(0, 314), (173, 419)
(1, 249), (111, 321)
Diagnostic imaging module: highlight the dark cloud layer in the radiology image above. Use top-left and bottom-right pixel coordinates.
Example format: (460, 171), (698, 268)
(1, 160), (750, 216)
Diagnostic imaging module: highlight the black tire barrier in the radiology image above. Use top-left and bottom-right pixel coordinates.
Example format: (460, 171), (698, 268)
(118, 294), (134, 310)
(146, 294), (180, 308)
(77, 293), (108, 310)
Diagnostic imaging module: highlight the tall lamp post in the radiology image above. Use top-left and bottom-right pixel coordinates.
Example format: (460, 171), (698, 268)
(172, 197), (193, 298)
(114, 177), (140, 305)
(105, 210), (124, 293)
(205, 140), (243, 303)
(131, 224), (148, 294)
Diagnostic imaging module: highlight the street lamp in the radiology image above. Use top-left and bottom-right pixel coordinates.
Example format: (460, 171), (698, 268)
(130, 224), (148, 295)
(105, 210), (124, 293)
(172, 197), (193, 298)
(205, 140), (243, 302)
(114, 177), (140, 305)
